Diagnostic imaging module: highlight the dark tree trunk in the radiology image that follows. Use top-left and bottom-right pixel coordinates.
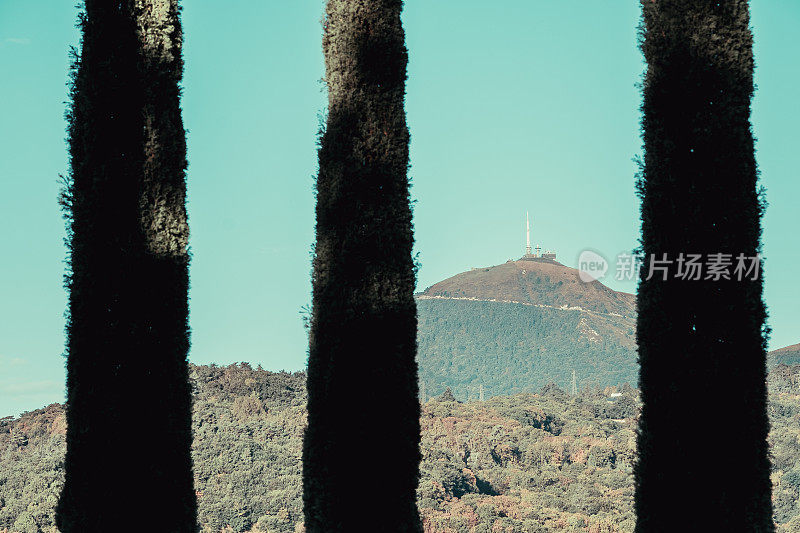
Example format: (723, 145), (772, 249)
(634, 1), (773, 531)
(302, 0), (421, 531)
(56, 1), (196, 531)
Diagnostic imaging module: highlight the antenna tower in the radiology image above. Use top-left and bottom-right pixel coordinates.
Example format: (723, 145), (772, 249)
(526, 212), (532, 255)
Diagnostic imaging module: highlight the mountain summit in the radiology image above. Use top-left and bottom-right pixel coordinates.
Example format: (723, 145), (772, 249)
(419, 257), (635, 317)
(415, 257), (638, 398)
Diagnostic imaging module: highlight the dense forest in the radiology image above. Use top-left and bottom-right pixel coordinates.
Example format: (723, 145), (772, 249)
(417, 298), (638, 397)
(2, 362), (800, 532)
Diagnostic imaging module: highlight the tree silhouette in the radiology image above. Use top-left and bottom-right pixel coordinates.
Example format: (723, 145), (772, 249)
(56, 1), (196, 531)
(439, 387), (457, 403)
(302, 0), (421, 531)
(634, 1), (773, 531)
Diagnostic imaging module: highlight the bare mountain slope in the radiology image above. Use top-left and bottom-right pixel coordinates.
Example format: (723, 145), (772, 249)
(420, 258), (635, 317)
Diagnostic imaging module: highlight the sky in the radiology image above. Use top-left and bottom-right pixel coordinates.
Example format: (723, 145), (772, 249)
(1, 1), (798, 417)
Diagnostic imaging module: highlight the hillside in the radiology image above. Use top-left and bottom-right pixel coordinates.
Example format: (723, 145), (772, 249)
(417, 258), (638, 397)
(3, 363), (800, 533)
(0, 364), (307, 533)
(769, 343), (800, 369)
(420, 258), (635, 317)
(417, 299), (637, 398)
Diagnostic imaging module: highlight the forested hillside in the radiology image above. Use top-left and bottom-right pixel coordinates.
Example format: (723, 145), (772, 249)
(2, 362), (800, 532)
(414, 259), (639, 397)
(417, 298), (637, 397)
(769, 343), (800, 369)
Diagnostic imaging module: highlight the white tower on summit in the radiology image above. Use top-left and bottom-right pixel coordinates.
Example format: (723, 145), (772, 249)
(526, 212), (532, 255)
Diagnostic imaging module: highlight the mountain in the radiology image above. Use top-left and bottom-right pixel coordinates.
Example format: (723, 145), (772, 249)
(416, 257), (638, 398)
(420, 257), (635, 316)
(769, 343), (800, 369)
(3, 363), (800, 533)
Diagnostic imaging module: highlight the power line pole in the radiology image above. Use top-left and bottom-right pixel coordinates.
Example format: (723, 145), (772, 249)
(479, 384), (485, 402)
(571, 370), (578, 396)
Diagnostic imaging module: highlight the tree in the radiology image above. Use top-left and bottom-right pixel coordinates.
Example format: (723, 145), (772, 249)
(302, 0), (421, 531)
(56, 1), (196, 531)
(634, 1), (772, 530)
(439, 387), (457, 403)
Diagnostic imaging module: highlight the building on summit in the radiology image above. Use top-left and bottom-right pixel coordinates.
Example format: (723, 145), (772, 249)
(521, 212), (556, 261)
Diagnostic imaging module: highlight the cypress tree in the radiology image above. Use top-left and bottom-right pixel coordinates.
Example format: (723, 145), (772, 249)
(302, 1), (421, 531)
(634, 1), (773, 530)
(56, 1), (196, 531)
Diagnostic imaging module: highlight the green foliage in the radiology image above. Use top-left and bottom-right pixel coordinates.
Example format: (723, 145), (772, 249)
(190, 365), (306, 533)
(0, 406), (65, 533)
(635, 0), (771, 529)
(769, 346), (800, 370)
(3, 363), (800, 532)
(305, 0), (420, 530)
(417, 299), (637, 398)
(437, 388), (457, 403)
(57, 1), (195, 531)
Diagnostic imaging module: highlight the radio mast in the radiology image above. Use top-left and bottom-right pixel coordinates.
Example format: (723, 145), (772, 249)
(526, 212), (532, 255)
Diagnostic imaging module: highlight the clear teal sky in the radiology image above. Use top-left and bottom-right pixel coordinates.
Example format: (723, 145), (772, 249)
(1, 1), (798, 417)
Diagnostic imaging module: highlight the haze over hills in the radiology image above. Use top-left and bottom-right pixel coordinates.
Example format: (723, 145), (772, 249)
(415, 256), (639, 398)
